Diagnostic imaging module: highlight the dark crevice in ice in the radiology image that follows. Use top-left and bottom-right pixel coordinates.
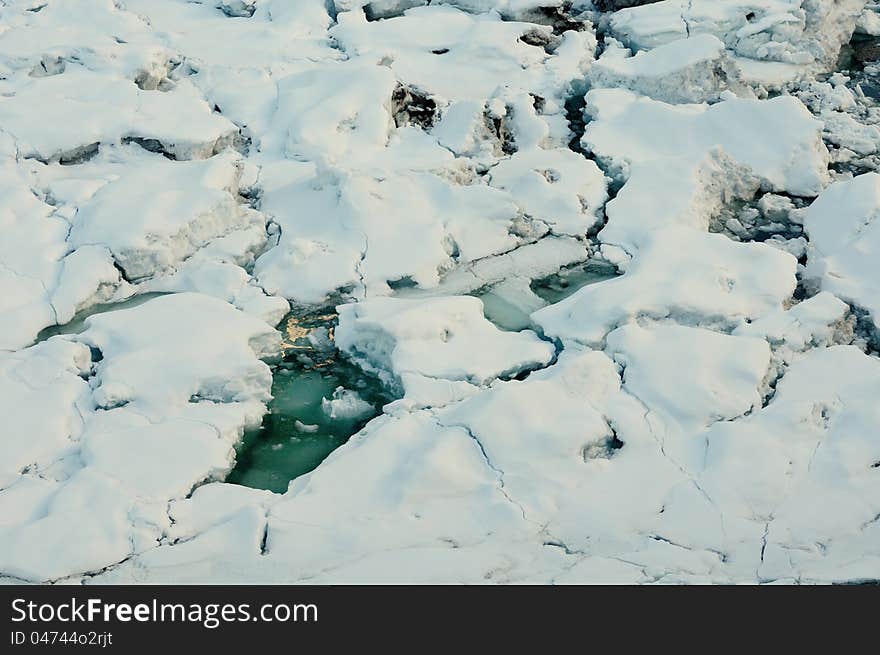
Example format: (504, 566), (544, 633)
(847, 303), (880, 355)
(29, 56), (66, 78)
(561, 77), (626, 243)
(217, 1), (256, 18)
(26, 142), (101, 166)
(708, 191), (809, 244)
(324, 0), (340, 24)
(837, 32), (880, 73)
(122, 136), (177, 160)
(259, 519), (269, 555)
(391, 83), (438, 130)
(59, 142), (101, 165)
(792, 47), (880, 177)
(110, 258), (135, 285)
(363, 0), (425, 22)
(484, 104), (517, 155)
(387, 275), (419, 290)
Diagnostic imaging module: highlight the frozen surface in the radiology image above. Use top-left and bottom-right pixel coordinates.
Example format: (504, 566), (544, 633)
(608, 0), (865, 82)
(335, 296), (556, 397)
(589, 34), (744, 103)
(0, 293), (279, 581)
(804, 173), (880, 332)
(0, 0), (878, 584)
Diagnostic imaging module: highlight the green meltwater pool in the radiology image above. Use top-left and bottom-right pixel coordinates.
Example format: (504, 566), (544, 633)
(226, 310), (391, 494)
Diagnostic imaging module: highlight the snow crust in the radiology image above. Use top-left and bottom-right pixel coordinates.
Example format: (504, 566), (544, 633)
(804, 173), (880, 331)
(0, 0), (878, 584)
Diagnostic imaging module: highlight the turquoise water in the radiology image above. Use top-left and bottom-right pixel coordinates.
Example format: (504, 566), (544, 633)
(475, 261), (620, 331)
(477, 288), (536, 331)
(226, 310), (390, 493)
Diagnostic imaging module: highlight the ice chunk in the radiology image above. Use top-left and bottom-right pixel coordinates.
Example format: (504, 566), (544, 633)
(321, 387), (375, 421)
(589, 34), (743, 103)
(583, 89), (827, 253)
(532, 227), (797, 346)
(487, 148), (609, 236)
(70, 152), (257, 281)
(609, 0), (864, 75)
(335, 296), (555, 391)
(804, 173), (880, 331)
(0, 69), (238, 162)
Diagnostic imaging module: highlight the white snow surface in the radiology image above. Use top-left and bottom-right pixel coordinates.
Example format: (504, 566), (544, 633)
(0, 0), (878, 584)
(804, 173), (880, 332)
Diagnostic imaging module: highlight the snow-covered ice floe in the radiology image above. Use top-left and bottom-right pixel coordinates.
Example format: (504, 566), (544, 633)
(0, 0), (879, 584)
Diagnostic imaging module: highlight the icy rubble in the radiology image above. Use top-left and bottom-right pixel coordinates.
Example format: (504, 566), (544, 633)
(532, 227), (799, 346)
(608, 0), (865, 84)
(0, 0), (878, 585)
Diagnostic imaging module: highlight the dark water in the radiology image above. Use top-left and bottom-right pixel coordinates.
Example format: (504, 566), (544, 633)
(530, 259), (620, 305)
(226, 310), (390, 493)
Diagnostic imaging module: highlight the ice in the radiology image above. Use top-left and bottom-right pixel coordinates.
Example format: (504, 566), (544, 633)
(335, 296), (556, 395)
(0, 157), (71, 350)
(699, 346), (880, 582)
(589, 34), (744, 103)
(582, 88), (828, 253)
(80, 292), (278, 413)
(487, 147), (609, 236)
(253, 166), (526, 302)
(606, 323), (771, 433)
(734, 291), (851, 356)
(804, 173), (880, 331)
(69, 151), (256, 281)
(0, 339), (91, 482)
(0, 67), (239, 162)
(2, 0), (879, 585)
(0, 293), (280, 581)
(532, 227), (798, 347)
(331, 6), (595, 104)
(609, 1), (865, 80)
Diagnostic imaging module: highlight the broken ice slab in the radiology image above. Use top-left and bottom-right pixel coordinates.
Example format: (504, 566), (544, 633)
(226, 311), (390, 494)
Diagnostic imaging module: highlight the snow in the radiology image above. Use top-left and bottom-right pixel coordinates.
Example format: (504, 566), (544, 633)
(0, 0), (878, 585)
(804, 173), (880, 331)
(609, 1), (865, 78)
(0, 293), (279, 581)
(487, 148), (609, 236)
(321, 387), (375, 421)
(532, 227), (798, 347)
(69, 151), (255, 281)
(0, 67), (238, 162)
(335, 296), (556, 394)
(589, 34), (744, 103)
